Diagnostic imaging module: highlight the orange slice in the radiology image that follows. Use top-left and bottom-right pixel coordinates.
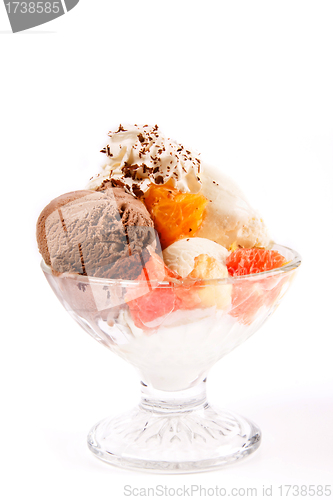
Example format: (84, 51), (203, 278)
(143, 181), (208, 249)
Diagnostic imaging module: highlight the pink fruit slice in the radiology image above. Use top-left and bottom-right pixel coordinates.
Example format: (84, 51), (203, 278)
(125, 253), (201, 330)
(226, 248), (287, 324)
(226, 248), (286, 276)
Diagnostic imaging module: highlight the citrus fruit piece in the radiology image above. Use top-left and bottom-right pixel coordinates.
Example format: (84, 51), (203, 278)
(226, 248), (287, 324)
(230, 275), (288, 325)
(143, 181), (208, 249)
(226, 248), (286, 276)
(125, 252), (201, 330)
(229, 281), (265, 324)
(127, 286), (178, 329)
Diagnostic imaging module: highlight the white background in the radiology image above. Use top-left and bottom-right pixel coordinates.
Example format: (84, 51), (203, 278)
(1, 1), (332, 498)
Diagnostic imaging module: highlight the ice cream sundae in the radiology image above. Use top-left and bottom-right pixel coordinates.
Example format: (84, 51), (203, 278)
(37, 124), (300, 472)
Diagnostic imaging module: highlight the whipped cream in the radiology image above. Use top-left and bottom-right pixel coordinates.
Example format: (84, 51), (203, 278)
(87, 124), (202, 196)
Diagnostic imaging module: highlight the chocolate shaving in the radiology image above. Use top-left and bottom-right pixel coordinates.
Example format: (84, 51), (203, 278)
(132, 185), (144, 198)
(116, 124), (127, 133)
(155, 175), (164, 184)
(111, 179), (126, 189)
(96, 179), (114, 191)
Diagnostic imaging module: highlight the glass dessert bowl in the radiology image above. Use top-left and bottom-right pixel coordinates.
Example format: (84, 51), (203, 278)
(42, 244), (300, 473)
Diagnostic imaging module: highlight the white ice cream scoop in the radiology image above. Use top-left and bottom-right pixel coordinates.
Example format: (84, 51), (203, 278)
(196, 163), (272, 249)
(162, 237), (229, 278)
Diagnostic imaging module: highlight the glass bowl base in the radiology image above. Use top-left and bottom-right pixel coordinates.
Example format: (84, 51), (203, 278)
(87, 404), (261, 473)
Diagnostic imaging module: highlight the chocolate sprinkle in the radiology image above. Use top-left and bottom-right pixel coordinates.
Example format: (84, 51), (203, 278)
(116, 124), (127, 133)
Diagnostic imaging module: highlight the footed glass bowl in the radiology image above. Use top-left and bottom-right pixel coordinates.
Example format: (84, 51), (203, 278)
(42, 244), (300, 473)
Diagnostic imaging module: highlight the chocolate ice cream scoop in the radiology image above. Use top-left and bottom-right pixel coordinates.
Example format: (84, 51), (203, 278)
(36, 188), (156, 279)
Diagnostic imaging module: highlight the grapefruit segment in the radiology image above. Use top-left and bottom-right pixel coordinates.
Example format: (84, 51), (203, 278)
(125, 252), (201, 330)
(226, 248), (287, 324)
(226, 248), (286, 276)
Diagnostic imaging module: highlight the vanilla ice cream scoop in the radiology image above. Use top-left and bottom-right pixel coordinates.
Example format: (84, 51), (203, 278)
(196, 163), (272, 249)
(162, 237), (229, 277)
(87, 124), (202, 196)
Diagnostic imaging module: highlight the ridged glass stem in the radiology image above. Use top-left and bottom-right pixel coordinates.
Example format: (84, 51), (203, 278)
(139, 379), (208, 414)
